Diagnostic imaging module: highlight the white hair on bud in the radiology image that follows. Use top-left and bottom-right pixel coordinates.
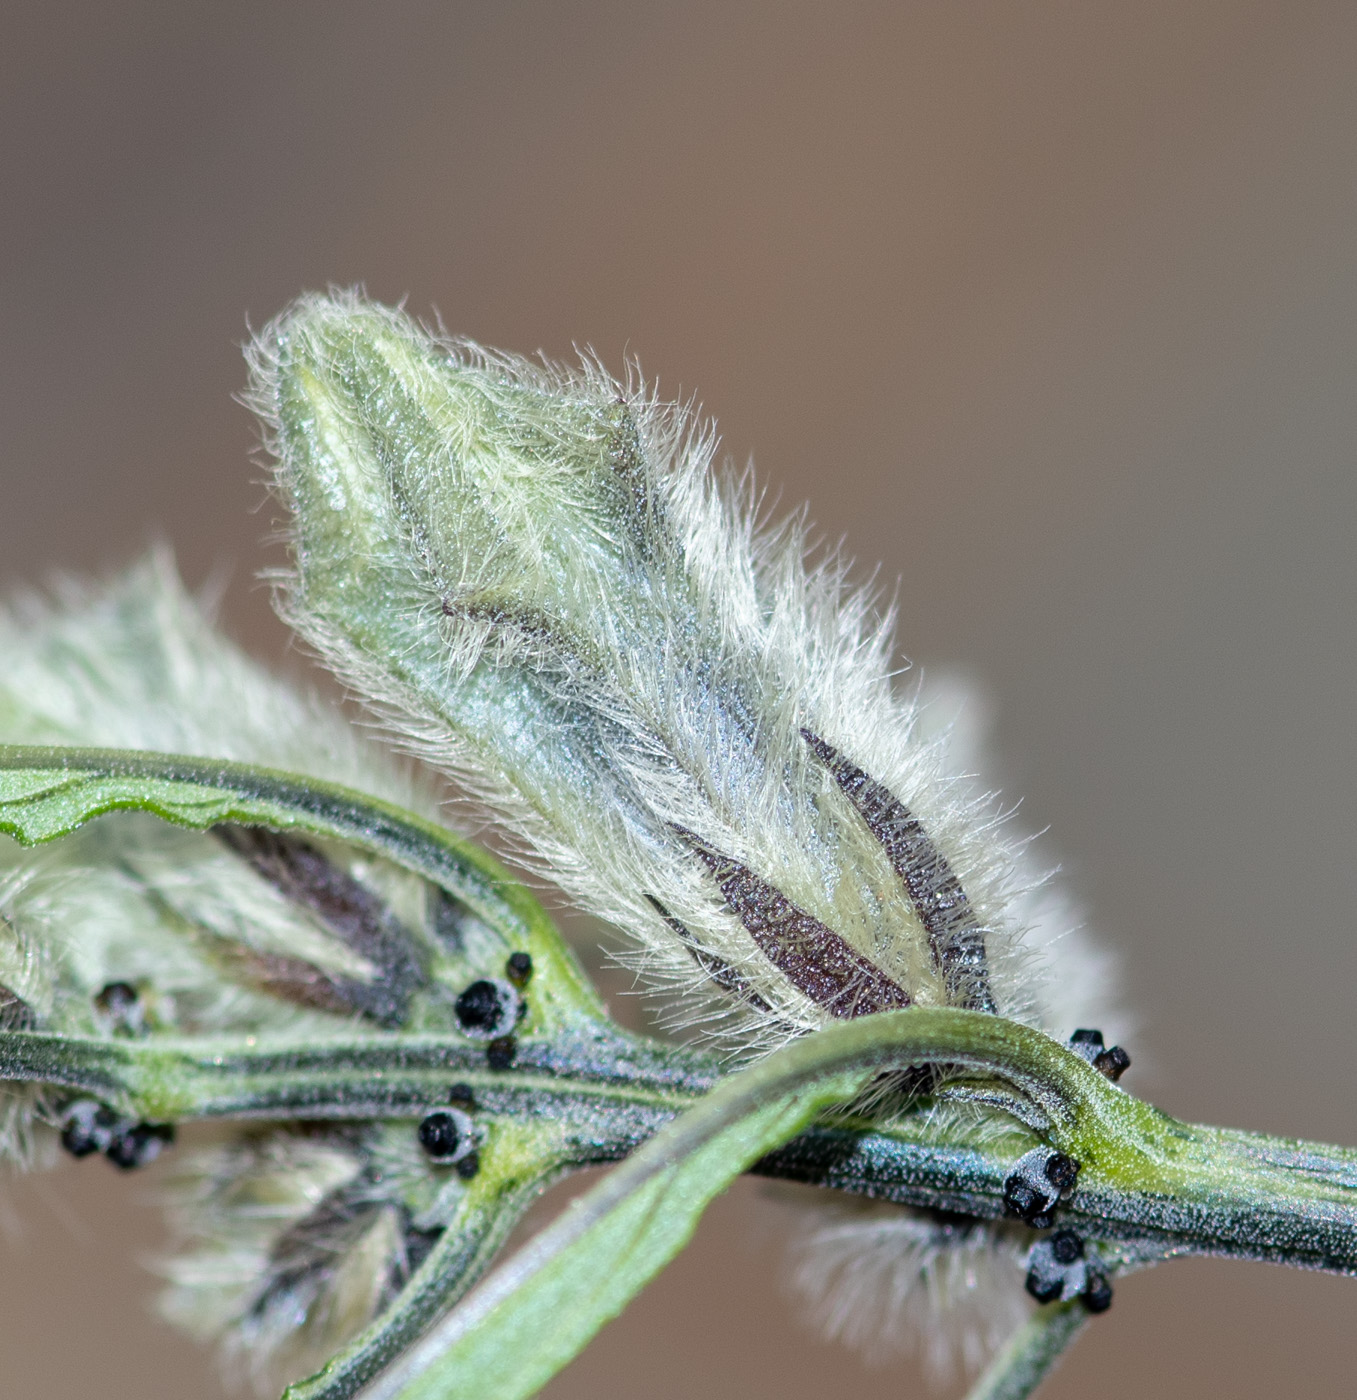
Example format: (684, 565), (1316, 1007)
(785, 1198), (1032, 1381)
(0, 546), (433, 814)
(0, 555), (446, 1167)
(158, 1129), (389, 1396)
(250, 290), (1120, 1057)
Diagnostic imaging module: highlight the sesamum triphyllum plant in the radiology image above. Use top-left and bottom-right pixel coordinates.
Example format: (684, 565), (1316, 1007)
(3, 291), (1357, 1400)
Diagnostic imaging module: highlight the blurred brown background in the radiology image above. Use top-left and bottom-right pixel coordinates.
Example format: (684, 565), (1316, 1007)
(2, 2), (1356, 1396)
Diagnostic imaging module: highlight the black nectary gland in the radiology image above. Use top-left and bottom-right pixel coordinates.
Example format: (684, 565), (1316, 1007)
(1083, 1273), (1114, 1313)
(454, 978), (519, 1038)
(1025, 1268), (1063, 1304)
(61, 1101), (122, 1158)
(1025, 1228), (1102, 1306)
(1004, 1177), (1040, 1217)
(61, 1125), (102, 1159)
(455, 979), (503, 1031)
(105, 1122), (174, 1170)
(505, 951), (533, 987)
(419, 1111), (462, 1162)
(1004, 1147), (1078, 1227)
(1045, 1152), (1079, 1191)
(1094, 1045), (1132, 1081)
(487, 1036), (516, 1070)
(1050, 1228), (1084, 1265)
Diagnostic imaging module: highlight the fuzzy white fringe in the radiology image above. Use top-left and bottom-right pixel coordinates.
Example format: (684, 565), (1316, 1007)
(251, 290), (1123, 1057)
(786, 1197), (1032, 1382)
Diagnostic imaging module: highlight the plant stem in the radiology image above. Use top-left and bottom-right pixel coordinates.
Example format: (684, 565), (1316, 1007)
(9, 1010), (1357, 1279)
(963, 1303), (1088, 1400)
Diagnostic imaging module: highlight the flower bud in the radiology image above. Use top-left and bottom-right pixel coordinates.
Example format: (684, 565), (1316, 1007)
(252, 291), (1114, 1053)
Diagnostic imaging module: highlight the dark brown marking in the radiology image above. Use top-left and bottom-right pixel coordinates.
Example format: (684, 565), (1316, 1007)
(0, 984), (37, 1032)
(671, 826), (910, 1018)
(254, 1184), (400, 1323)
(644, 894), (777, 1014)
(211, 945), (388, 1021)
(800, 730), (996, 1013)
(215, 825), (425, 1027)
(429, 887), (469, 953)
(439, 596), (556, 648)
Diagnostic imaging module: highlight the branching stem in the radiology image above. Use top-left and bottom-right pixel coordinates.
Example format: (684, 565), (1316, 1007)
(10, 1012), (1357, 1278)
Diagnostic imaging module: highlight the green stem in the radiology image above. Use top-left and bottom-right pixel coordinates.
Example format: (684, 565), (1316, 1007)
(10, 1011), (1357, 1282)
(0, 1025), (714, 1164)
(964, 1303), (1088, 1400)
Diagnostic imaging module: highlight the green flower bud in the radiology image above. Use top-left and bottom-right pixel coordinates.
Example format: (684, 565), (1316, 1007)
(252, 291), (1114, 1055)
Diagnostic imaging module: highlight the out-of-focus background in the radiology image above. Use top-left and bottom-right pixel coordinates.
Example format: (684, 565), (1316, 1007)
(2, 3), (1355, 1396)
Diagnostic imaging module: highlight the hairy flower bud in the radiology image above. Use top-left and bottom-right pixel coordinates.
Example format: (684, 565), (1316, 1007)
(251, 291), (1115, 1054)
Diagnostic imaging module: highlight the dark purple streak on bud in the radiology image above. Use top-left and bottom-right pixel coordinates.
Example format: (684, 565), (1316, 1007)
(671, 826), (911, 1019)
(644, 894), (778, 1015)
(800, 730), (996, 1013)
(216, 824), (425, 1028)
(0, 984), (37, 1031)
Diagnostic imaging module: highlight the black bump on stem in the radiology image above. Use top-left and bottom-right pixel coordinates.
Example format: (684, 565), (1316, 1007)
(60, 1101), (124, 1159)
(1050, 1228), (1084, 1265)
(1093, 1045), (1131, 1081)
(454, 979), (521, 1039)
(418, 1110), (470, 1165)
(1025, 1229), (1105, 1306)
(1045, 1152), (1080, 1191)
(1004, 1147), (1080, 1227)
(105, 1122), (175, 1171)
(1069, 1028), (1131, 1081)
